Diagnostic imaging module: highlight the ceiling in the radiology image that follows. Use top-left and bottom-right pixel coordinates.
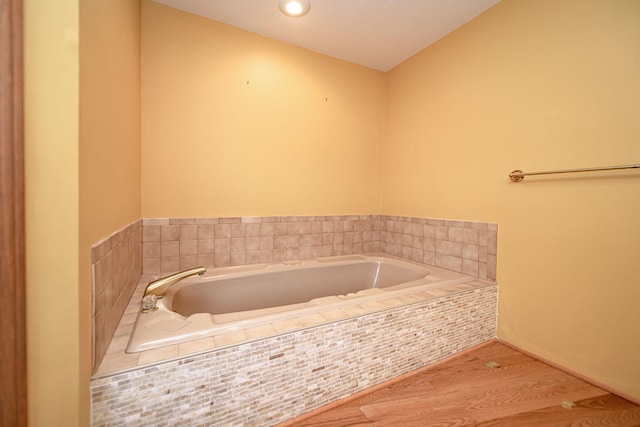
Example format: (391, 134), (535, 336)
(153, 0), (501, 71)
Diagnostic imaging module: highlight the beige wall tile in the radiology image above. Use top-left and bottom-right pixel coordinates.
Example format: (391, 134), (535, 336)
(143, 242), (160, 259)
(161, 256), (179, 274)
(197, 254), (215, 269)
(180, 256), (198, 269)
(180, 240), (197, 256)
(161, 241), (179, 257)
(180, 224), (197, 240)
(142, 225), (160, 242)
(197, 239), (214, 254)
(214, 239), (230, 253)
(197, 224), (215, 240)
(214, 223), (231, 239)
(230, 223), (245, 238)
(161, 225), (180, 241)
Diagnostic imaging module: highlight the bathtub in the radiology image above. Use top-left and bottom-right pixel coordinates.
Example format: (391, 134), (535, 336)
(126, 254), (475, 353)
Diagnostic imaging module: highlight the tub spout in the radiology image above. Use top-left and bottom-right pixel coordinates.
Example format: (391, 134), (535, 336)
(143, 266), (206, 299)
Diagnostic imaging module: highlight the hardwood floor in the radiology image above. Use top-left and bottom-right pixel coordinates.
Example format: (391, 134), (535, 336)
(279, 341), (640, 426)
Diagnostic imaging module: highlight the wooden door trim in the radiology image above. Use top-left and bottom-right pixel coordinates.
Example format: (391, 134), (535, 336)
(0, 0), (27, 425)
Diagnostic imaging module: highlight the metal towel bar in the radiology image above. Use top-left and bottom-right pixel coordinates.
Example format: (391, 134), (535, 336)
(509, 164), (640, 182)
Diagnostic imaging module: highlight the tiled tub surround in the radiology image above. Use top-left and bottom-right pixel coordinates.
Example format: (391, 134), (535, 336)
(141, 215), (497, 281)
(92, 215), (497, 370)
(381, 216), (497, 281)
(91, 216), (498, 424)
(91, 280), (497, 426)
(91, 219), (143, 370)
(142, 215), (383, 276)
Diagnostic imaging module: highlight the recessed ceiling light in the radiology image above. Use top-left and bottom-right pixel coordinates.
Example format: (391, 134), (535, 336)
(278, 0), (311, 17)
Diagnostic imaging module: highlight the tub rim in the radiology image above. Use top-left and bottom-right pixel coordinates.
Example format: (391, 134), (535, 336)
(126, 253), (475, 353)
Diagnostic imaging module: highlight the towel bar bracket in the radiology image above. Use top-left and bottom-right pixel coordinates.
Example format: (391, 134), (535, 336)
(509, 169), (524, 182)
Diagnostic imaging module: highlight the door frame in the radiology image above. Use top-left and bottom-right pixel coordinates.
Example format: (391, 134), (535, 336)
(0, 0), (27, 425)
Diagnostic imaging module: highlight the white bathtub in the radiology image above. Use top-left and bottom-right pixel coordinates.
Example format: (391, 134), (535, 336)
(126, 254), (475, 353)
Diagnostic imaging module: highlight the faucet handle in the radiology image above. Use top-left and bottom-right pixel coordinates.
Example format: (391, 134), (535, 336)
(141, 294), (158, 312)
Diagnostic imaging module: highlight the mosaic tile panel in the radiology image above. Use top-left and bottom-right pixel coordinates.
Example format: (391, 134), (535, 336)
(91, 284), (497, 426)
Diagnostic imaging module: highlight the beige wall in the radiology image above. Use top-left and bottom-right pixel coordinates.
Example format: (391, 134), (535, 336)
(24, 0), (141, 425)
(382, 0), (640, 400)
(141, 0), (385, 218)
(24, 0), (80, 425)
(79, 0), (142, 373)
(80, 0), (141, 239)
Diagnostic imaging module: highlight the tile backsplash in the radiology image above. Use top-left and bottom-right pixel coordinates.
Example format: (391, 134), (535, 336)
(141, 215), (497, 280)
(91, 214), (497, 370)
(381, 216), (497, 280)
(142, 215), (383, 275)
(91, 220), (142, 371)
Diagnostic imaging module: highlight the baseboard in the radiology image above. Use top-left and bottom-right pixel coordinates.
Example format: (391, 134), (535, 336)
(497, 339), (640, 406)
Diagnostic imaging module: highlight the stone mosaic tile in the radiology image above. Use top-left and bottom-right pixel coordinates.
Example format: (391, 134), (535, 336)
(91, 284), (497, 426)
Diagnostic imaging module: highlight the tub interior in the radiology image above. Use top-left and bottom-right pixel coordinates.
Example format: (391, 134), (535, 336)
(127, 254), (476, 353)
(168, 260), (427, 317)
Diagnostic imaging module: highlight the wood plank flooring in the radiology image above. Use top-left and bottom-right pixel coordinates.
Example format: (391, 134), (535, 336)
(279, 341), (640, 426)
